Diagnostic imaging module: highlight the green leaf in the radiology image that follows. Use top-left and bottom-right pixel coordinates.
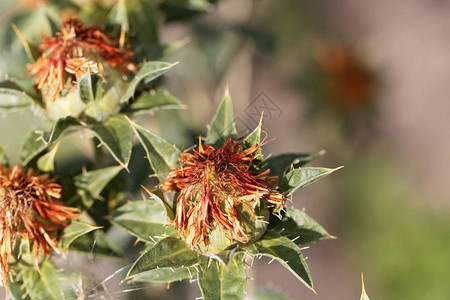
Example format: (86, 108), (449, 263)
(121, 61), (177, 103)
(130, 120), (180, 180)
(20, 117), (80, 166)
(243, 115), (262, 148)
(110, 200), (176, 242)
(278, 166), (343, 196)
(205, 87), (237, 146)
(132, 266), (196, 284)
(142, 187), (176, 220)
(78, 73), (103, 104)
(265, 152), (323, 179)
(0, 86), (34, 111)
(279, 207), (332, 245)
(127, 237), (199, 278)
(198, 254), (247, 300)
(89, 114), (133, 168)
(68, 229), (122, 257)
(248, 231), (314, 292)
(0, 145), (9, 167)
(7, 280), (30, 300)
(126, 88), (185, 115)
(59, 221), (102, 251)
(36, 141), (60, 172)
(22, 260), (65, 300)
(70, 166), (122, 208)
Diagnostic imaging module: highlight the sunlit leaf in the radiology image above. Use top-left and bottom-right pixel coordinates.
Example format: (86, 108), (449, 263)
(78, 73), (103, 104)
(0, 85), (34, 111)
(89, 114), (133, 168)
(265, 152), (323, 179)
(37, 141), (60, 172)
(20, 117), (80, 166)
(127, 237), (199, 278)
(121, 61), (177, 103)
(205, 87), (237, 146)
(198, 254), (247, 300)
(130, 120), (179, 180)
(7, 280), (30, 300)
(141, 187), (176, 220)
(248, 231), (314, 292)
(126, 88), (184, 115)
(110, 200), (176, 242)
(66, 229), (122, 257)
(132, 266), (196, 284)
(70, 166), (122, 208)
(22, 260), (65, 300)
(279, 207), (332, 245)
(278, 166), (343, 196)
(59, 221), (102, 251)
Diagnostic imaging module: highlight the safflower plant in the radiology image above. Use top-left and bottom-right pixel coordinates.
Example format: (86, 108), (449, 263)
(111, 89), (341, 299)
(0, 2), (341, 299)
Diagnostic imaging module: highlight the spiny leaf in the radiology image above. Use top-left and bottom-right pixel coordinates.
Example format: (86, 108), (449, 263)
(121, 61), (178, 103)
(0, 85), (34, 111)
(129, 119), (180, 181)
(198, 254), (247, 300)
(248, 231), (315, 293)
(205, 87), (237, 146)
(59, 221), (102, 251)
(68, 229), (122, 257)
(265, 151), (324, 179)
(78, 73), (103, 104)
(278, 166), (343, 196)
(126, 88), (185, 115)
(7, 280), (30, 300)
(69, 166), (122, 208)
(110, 200), (176, 242)
(22, 260), (65, 300)
(243, 114), (262, 147)
(20, 117), (80, 166)
(89, 114), (133, 168)
(37, 141), (60, 172)
(141, 187), (176, 220)
(127, 237), (199, 278)
(279, 207), (333, 245)
(132, 266), (197, 284)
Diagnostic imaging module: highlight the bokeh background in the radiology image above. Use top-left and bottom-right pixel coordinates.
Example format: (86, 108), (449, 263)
(2, 0), (450, 299)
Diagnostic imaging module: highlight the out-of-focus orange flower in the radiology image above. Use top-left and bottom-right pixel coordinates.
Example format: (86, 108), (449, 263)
(160, 138), (284, 250)
(28, 18), (135, 101)
(315, 43), (375, 110)
(0, 166), (79, 286)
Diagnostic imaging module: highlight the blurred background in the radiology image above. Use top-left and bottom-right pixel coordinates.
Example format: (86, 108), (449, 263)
(2, 0), (450, 299)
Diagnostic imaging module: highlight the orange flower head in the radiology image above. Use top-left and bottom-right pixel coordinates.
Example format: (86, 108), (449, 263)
(0, 166), (79, 286)
(28, 17), (135, 101)
(160, 138), (284, 252)
(316, 43), (375, 110)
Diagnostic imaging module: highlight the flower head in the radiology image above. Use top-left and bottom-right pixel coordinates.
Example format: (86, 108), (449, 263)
(315, 43), (375, 109)
(29, 18), (135, 100)
(160, 138), (284, 251)
(0, 166), (79, 286)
